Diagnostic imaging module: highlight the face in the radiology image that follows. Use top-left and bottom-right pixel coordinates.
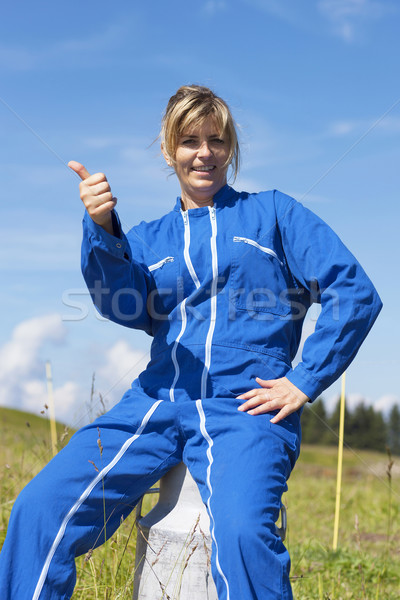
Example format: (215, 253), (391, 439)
(166, 117), (230, 208)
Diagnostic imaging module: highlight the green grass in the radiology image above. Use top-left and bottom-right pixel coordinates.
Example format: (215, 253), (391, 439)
(1, 408), (399, 599)
(286, 444), (400, 599)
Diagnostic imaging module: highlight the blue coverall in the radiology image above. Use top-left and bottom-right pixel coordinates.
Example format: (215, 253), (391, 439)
(0, 186), (382, 599)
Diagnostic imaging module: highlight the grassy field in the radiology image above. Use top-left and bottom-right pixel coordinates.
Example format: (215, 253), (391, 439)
(0, 406), (399, 599)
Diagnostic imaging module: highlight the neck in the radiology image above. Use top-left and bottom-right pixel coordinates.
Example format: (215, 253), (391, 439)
(180, 181), (227, 210)
(181, 195), (214, 210)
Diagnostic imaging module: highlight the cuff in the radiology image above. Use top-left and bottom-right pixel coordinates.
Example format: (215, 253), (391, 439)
(83, 210), (129, 259)
(285, 362), (325, 402)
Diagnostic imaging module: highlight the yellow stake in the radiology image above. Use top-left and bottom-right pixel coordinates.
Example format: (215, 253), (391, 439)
(45, 361), (58, 457)
(333, 371), (346, 550)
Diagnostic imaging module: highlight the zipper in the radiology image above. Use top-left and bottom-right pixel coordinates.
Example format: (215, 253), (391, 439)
(148, 256), (174, 272)
(182, 210), (201, 289)
(169, 298), (188, 403)
(233, 236), (283, 266)
(201, 206), (218, 399)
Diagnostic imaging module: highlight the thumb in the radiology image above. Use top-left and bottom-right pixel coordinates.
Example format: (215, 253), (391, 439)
(68, 160), (91, 181)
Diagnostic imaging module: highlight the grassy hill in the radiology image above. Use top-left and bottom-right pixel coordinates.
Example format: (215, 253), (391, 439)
(0, 408), (399, 598)
(0, 405), (72, 465)
(0, 405), (73, 537)
(0, 404), (69, 435)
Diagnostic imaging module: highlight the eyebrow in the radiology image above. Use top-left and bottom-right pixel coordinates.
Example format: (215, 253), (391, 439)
(181, 133), (223, 139)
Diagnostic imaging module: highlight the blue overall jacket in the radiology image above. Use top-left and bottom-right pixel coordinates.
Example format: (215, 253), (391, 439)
(81, 185), (382, 403)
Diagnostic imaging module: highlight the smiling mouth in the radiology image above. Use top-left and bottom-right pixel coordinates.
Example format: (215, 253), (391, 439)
(192, 166), (216, 172)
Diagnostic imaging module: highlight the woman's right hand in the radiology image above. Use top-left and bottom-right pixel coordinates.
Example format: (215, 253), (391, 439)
(68, 161), (117, 234)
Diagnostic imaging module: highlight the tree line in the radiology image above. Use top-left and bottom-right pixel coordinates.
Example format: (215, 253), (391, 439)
(301, 398), (400, 455)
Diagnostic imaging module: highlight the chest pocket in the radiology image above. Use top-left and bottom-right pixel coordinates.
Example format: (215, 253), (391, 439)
(147, 256), (180, 320)
(231, 236), (292, 317)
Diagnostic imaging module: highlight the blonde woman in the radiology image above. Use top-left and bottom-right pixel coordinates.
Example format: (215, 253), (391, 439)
(0, 85), (382, 599)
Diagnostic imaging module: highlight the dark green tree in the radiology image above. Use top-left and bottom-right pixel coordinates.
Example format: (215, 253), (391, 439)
(348, 402), (386, 452)
(387, 404), (400, 455)
(327, 396), (353, 446)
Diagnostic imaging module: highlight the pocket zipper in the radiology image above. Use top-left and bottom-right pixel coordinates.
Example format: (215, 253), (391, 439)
(233, 236), (283, 266)
(148, 256), (174, 272)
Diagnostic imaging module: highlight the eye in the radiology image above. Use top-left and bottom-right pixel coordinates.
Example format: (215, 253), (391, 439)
(180, 138), (197, 146)
(210, 137), (225, 145)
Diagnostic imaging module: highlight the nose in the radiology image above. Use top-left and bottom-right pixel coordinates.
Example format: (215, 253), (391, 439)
(197, 140), (213, 158)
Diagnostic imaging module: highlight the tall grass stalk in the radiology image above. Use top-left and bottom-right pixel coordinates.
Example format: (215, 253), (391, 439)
(385, 446), (394, 562)
(97, 427), (108, 592)
(354, 514), (367, 600)
(317, 572), (323, 599)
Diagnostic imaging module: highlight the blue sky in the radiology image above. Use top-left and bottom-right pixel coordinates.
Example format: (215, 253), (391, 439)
(0, 0), (399, 426)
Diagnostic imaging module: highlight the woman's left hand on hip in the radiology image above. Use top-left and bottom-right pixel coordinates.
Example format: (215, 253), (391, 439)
(237, 377), (309, 424)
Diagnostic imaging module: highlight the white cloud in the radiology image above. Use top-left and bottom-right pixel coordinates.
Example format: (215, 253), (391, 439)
(97, 340), (150, 407)
(20, 379), (81, 424)
(292, 311), (319, 367)
(0, 314), (65, 379)
(325, 391), (400, 416)
(324, 391), (364, 413)
(53, 381), (82, 423)
(319, 0), (382, 20)
(318, 0), (395, 42)
(0, 314), (153, 426)
(328, 120), (359, 137)
(66, 339), (149, 424)
(0, 314), (82, 423)
(203, 0), (227, 15)
(346, 391), (371, 411)
(374, 394), (400, 415)
(327, 115), (400, 138)
(0, 43), (36, 70)
(243, 0), (302, 26)
(0, 22), (130, 71)
(377, 116), (400, 133)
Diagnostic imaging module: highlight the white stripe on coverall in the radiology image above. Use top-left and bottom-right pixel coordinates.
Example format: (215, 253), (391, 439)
(32, 400), (163, 600)
(169, 210), (201, 402)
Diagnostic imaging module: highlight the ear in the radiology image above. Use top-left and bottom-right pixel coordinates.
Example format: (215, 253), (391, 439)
(161, 142), (173, 167)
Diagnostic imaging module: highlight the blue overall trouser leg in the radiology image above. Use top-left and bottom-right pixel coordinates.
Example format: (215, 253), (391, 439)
(0, 391), (300, 600)
(0, 394), (183, 600)
(181, 397), (300, 600)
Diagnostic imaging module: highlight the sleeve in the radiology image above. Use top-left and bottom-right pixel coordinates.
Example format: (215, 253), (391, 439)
(274, 190), (383, 401)
(81, 210), (153, 334)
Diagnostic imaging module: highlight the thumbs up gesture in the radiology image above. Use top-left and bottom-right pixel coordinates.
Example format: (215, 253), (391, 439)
(68, 161), (117, 233)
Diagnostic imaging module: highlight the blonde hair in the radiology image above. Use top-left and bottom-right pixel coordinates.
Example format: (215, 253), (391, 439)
(161, 85), (240, 181)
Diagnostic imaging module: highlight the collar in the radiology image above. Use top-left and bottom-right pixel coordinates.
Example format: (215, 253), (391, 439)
(173, 184), (237, 213)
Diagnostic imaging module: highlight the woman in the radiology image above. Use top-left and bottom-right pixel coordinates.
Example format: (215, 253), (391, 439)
(0, 85), (382, 599)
